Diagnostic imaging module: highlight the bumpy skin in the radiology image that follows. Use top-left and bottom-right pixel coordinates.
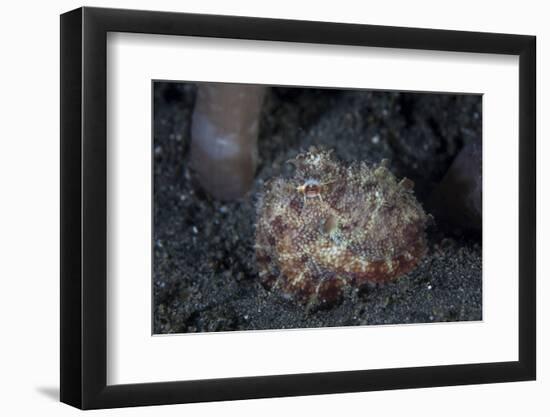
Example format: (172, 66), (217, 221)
(255, 148), (430, 309)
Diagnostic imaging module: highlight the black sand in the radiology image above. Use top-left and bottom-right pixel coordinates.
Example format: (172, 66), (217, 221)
(153, 83), (482, 334)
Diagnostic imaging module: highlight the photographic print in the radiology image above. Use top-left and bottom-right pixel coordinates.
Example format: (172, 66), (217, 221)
(153, 82), (482, 334)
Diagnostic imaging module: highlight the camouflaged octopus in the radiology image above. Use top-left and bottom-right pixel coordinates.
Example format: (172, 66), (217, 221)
(255, 148), (431, 309)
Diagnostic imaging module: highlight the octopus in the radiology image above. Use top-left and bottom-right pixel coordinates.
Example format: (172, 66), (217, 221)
(255, 147), (431, 309)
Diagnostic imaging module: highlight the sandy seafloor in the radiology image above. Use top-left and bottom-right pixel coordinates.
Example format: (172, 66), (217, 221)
(153, 83), (482, 334)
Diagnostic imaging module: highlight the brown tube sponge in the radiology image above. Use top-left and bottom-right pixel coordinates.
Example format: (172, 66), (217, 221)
(428, 141), (482, 234)
(190, 83), (266, 200)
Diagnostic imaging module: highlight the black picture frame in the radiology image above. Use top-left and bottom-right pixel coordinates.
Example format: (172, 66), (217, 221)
(60, 6), (536, 410)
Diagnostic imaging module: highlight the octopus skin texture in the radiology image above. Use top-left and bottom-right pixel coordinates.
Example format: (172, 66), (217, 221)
(254, 148), (431, 309)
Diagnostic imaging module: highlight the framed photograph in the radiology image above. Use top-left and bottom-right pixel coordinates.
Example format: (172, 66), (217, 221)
(60, 6), (536, 409)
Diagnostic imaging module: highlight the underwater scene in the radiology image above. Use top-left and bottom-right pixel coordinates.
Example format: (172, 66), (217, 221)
(153, 82), (482, 334)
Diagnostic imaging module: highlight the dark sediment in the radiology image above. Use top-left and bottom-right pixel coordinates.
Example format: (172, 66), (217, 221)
(153, 82), (482, 334)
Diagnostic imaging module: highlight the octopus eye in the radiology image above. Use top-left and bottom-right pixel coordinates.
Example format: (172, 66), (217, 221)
(296, 179), (322, 199)
(304, 184), (320, 198)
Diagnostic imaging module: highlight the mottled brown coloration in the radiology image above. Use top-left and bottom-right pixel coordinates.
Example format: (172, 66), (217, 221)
(255, 148), (430, 308)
